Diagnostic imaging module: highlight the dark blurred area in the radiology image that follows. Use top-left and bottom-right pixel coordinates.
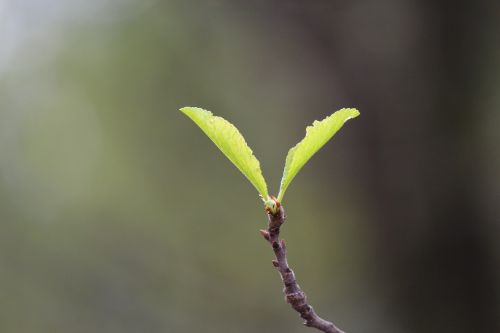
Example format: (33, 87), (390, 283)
(1, 1), (498, 332)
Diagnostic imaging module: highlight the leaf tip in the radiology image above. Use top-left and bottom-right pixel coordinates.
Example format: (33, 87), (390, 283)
(180, 106), (205, 115)
(344, 108), (360, 119)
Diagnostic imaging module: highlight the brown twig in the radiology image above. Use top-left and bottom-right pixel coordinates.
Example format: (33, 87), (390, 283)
(260, 204), (345, 333)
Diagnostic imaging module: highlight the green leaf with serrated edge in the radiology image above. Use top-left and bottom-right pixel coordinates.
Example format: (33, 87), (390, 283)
(180, 107), (269, 200)
(277, 108), (360, 202)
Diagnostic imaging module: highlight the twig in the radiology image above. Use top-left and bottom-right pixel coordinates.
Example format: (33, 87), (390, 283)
(259, 204), (345, 333)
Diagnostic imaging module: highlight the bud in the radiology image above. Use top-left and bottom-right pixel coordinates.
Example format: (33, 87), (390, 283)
(264, 196), (281, 215)
(259, 229), (270, 241)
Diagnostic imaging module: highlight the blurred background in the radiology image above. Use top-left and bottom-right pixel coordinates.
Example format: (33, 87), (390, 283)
(0, 0), (499, 332)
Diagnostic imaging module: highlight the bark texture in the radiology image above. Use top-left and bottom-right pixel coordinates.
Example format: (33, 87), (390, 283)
(260, 205), (345, 333)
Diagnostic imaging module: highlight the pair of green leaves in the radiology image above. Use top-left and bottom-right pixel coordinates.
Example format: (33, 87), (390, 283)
(180, 106), (359, 205)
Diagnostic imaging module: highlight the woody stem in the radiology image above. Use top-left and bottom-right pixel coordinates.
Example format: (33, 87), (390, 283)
(259, 205), (345, 333)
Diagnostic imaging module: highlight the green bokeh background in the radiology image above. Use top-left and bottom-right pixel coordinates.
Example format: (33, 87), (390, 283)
(1, 1), (498, 332)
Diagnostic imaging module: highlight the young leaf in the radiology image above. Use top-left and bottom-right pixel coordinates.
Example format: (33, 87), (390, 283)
(277, 108), (360, 202)
(180, 107), (269, 200)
